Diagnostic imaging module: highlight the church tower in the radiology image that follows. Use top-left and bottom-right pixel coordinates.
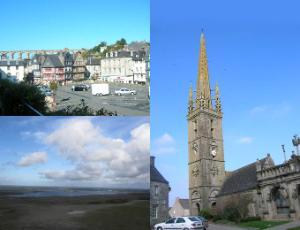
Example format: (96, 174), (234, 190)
(187, 33), (225, 215)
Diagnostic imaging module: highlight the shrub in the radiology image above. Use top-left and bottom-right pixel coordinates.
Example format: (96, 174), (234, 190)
(212, 214), (222, 222)
(223, 206), (241, 222)
(199, 209), (214, 220)
(0, 79), (47, 115)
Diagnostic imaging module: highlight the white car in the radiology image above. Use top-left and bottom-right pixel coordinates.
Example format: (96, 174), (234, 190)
(154, 216), (204, 230)
(114, 88), (137, 96)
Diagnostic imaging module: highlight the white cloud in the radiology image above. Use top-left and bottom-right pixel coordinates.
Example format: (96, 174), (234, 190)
(153, 133), (176, 155)
(250, 103), (292, 118)
(39, 118), (150, 186)
(21, 131), (47, 141)
(18, 152), (48, 167)
(238, 136), (253, 144)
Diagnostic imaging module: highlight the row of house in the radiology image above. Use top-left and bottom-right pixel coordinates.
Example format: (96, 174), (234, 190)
(0, 49), (149, 85)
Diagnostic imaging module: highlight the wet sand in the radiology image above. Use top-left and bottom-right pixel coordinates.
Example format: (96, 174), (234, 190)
(0, 192), (149, 230)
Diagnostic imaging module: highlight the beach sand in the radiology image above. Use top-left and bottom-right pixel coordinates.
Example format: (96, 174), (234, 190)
(0, 192), (149, 230)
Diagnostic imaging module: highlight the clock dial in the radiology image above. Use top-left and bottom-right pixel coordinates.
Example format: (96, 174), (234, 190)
(211, 147), (217, 157)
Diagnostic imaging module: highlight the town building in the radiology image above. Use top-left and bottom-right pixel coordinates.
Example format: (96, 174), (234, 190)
(0, 60), (25, 82)
(187, 33), (300, 221)
(63, 52), (74, 82)
(150, 156), (170, 226)
(86, 57), (101, 80)
(27, 54), (47, 83)
(169, 198), (190, 217)
(73, 52), (86, 81)
(100, 50), (148, 84)
(41, 55), (64, 83)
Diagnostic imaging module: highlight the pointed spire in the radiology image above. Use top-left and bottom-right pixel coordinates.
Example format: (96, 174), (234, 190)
(188, 84), (194, 112)
(215, 83), (222, 113)
(196, 32), (212, 109)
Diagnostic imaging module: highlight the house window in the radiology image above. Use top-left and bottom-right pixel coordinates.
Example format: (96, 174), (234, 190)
(7, 66), (10, 70)
(155, 185), (159, 196)
(151, 205), (158, 219)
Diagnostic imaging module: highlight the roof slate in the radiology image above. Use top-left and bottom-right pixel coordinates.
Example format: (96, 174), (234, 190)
(178, 199), (190, 210)
(218, 157), (268, 196)
(150, 164), (169, 184)
(42, 55), (63, 68)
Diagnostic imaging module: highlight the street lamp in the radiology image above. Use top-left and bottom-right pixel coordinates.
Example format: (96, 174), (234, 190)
(292, 135), (300, 155)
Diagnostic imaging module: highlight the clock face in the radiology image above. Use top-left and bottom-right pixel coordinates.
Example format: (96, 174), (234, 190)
(211, 148), (217, 157)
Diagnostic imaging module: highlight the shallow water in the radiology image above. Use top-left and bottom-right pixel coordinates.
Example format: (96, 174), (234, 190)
(0, 185), (147, 198)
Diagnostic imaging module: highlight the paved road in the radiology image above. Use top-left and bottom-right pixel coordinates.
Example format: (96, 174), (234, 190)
(55, 82), (149, 115)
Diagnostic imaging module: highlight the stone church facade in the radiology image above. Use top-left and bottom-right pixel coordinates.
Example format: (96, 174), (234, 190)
(188, 33), (300, 220)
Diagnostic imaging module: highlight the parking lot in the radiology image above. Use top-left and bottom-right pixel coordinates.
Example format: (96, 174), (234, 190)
(55, 82), (149, 116)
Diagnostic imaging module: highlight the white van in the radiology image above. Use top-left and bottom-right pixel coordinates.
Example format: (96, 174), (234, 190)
(91, 83), (110, 96)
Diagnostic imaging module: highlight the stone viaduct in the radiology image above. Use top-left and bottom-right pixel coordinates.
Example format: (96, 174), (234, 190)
(0, 48), (82, 60)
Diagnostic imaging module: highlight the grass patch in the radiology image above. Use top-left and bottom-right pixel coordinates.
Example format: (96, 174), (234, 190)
(288, 227), (300, 230)
(238, 220), (290, 229)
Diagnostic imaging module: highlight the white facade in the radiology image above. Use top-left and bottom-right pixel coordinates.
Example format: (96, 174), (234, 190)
(100, 56), (134, 83)
(0, 61), (25, 82)
(100, 51), (147, 84)
(86, 64), (101, 79)
(132, 59), (147, 84)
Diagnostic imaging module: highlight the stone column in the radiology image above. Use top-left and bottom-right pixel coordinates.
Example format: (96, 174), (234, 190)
(1, 53), (7, 60)
(26, 52), (30, 59)
(11, 52), (15, 60)
(18, 52), (23, 60)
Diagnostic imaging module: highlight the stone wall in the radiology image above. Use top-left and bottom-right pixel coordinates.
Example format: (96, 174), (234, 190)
(150, 181), (170, 226)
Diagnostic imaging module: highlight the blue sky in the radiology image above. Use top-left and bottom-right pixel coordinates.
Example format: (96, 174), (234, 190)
(0, 117), (149, 188)
(1, 0), (149, 50)
(151, 0), (300, 205)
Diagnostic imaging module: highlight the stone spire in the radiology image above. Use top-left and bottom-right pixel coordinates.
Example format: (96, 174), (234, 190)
(215, 83), (222, 113)
(196, 32), (212, 109)
(188, 84), (194, 112)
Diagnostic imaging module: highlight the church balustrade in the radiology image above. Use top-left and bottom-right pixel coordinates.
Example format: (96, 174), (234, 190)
(260, 161), (300, 180)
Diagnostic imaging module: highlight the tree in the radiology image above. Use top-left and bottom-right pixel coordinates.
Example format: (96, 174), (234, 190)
(23, 72), (34, 85)
(0, 79), (47, 115)
(49, 81), (58, 109)
(116, 38), (127, 46)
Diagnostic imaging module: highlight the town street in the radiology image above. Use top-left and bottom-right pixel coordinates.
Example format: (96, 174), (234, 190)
(55, 82), (149, 115)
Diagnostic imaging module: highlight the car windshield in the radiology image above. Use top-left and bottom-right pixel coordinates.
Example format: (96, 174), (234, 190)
(166, 218), (176, 224)
(188, 217), (200, 222)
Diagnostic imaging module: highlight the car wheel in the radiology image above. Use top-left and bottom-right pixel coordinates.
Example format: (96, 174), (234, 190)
(118, 93), (121, 96)
(131, 92), (134, 95)
(99, 93), (102, 96)
(183, 228), (189, 230)
(156, 227), (163, 230)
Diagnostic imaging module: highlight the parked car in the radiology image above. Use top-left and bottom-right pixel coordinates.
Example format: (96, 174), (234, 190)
(83, 84), (90, 89)
(37, 85), (53, 96)
(154, 216), (203, 230)
(196, 216), (208, 230)
(71, 84), (89, 91)
(114, 88), (137, 96)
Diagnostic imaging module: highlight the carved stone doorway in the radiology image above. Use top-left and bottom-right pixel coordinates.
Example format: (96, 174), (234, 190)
(272, 186), (290, 215)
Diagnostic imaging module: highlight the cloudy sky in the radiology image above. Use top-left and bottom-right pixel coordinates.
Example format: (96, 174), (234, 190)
(151, 0), (300, 204)
(0, 117), (149, 189)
